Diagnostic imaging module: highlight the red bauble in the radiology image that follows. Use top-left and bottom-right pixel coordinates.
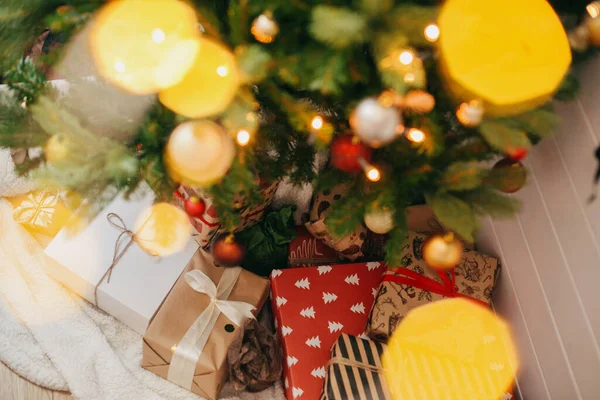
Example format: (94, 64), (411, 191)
(211, 233), (246, 268)
(508, 147), (528, 161)
(330, 135), (372, 173)
(184, 196), (206, 218)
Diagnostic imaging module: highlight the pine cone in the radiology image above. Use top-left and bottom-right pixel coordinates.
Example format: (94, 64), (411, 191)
(404, 90), (435, 113)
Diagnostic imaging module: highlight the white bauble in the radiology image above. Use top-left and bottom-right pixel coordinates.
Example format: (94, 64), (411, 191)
(364, 208), (395, 234)
(350, 98), (402, 148)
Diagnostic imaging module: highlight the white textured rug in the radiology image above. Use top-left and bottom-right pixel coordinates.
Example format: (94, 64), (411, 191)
(0, 200), (284, 400)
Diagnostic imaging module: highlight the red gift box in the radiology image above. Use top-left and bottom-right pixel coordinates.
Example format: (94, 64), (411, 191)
(288, 227), (340, 268)
(270, 262), (386, 399)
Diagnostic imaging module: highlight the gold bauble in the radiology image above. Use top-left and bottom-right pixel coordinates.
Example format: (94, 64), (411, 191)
(364, 207), (395, 234)
(586, 17), (600, 46)
(383, 298), (518, 400)
(45, 135), (69, 163)
(403, 90), (435, 113)
(251, 12), (279, 44)
(164, 120), (235, 187)
(134, 202), (191, 257)
(439, 0), (571, 116)
(456, 100), (484, 127)
(90, 0), (201, 95)
(422, 232), (464, 270)
(159, 38), (240, 118)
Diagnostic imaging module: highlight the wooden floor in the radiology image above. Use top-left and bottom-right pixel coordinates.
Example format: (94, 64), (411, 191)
(0, 362), (72, 400)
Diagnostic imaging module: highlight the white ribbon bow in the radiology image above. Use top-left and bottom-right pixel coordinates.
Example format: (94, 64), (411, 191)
(167, 267), (256, 389)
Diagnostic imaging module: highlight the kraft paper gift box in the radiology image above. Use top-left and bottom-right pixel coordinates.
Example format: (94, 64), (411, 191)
(366, 231), (499, 342)
(142, 249), (270, 399)
(321, 334), (391, 400)
(44, 187), (199, 335)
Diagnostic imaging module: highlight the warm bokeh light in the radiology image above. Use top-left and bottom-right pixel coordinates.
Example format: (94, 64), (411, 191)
(366, 166), (381, 182)
(406, 128), (426, 143)
(404, 73), (416, 83)
(236, 129), (251, 146)
(424, 24), (440, 42)
(311, 116), (324, 130)
(134, 202), (191, 257)
(399, 50), (414, 65)
(588, 2), (600, 18)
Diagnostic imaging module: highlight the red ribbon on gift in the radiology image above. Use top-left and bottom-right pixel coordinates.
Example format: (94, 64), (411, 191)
(384, 267), (488, 307)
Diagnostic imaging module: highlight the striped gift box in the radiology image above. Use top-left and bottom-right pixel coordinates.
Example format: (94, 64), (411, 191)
(321, 334), (391, 400)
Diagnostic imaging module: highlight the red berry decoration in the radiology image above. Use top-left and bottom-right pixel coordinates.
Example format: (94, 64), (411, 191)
(184, 195), (206, 218)
(508, 147), (528, 161)
(491, 158), (527, 193)
(330, 134), (372, 173)
(211, 233), (246, 268)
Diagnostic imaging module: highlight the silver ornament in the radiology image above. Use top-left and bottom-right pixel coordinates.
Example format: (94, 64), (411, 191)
(350, 98), (402, 148)
(364, 208), (395, 234)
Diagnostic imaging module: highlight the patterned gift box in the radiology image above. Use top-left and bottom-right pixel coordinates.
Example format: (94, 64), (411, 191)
(176, 180), (279, 248)
(366, 231), (499, 342)
(288, 226), (340, 267)
(270, 262), (386, 399)
(321, 334), (391, 400)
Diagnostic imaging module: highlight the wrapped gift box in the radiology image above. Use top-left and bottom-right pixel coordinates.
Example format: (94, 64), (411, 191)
(366, 231), (499, 342)
(270, 262), (386, 400)
(176, 180), (279, 247)
(321, 334), (391, 400)
(288, 226), (339, 267)
(44, 187), (199, 334)
(142, 250), (270, 399)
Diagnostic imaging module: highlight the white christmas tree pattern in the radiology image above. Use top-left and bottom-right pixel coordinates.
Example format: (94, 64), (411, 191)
(292, 387), (304, 398)
(366, 261), (382, 271)
(285, 378), (289, 389)
(287, 356), (299, 367)
(322, 292), (338, 304)
(317, 265), (333, 275)
(305, 336), (321, 348)
(295, 277), (310, 290)
(300, 306), (316, 319)
(282, 326), (293, 336)
(328, 321), (344, 333)
(276, 296), (288, 307)
(372, 287), (379, 297)
(311, 366), (327, 379)
(271, 269), (283, 278)
(350, 302), (366, 314)
(345, 273), (360, 285)
(357, 332), (370, 340)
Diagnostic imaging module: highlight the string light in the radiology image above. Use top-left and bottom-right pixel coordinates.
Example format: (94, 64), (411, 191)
(366, 166), (381, 182)
(216, 65), (229, 77)
(424, 24), (440, 42)
(406, 128), (426, 143)
(399, 50), (414, 65)
(588, 2), (600, 18)
(236, 129), (251, 146)
(311, 116), (324, 130)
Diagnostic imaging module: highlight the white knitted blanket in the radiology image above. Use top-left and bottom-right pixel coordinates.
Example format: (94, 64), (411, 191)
(0, 200), (284, 400)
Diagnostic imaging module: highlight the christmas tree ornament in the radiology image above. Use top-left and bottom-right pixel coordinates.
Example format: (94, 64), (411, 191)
(164, 120), (235, 187)
(424, 23), (440, 43)
(588, 2), (600, 18)
(90, 0), (201, 95)
(439, 0), (571, 116)
(569, 25), (590, 52)
(134, 202), (191, 257)
(508, 147), (528, 161)
(44, 135), (69, 163)
(364, 206), (394, 234)
(184, 195), (206, 218)
(383, 298), (518, 400)
(403, 90), (435, 114)
(251, 11), (279, 44)
(330, 134), (372, 173)
(456, 100), (484, 127)
(491, 158), (527, 193)
(586, 14), (600, 45)
(406, 128), (426, 144)
(350, 98), (402, 148)
(422, 232), (464, 270)
(211, 233), (246, 268)
(159, 38), (240, 118)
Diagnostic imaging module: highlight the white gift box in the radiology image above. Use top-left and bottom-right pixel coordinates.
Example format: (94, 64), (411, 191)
(45, 187), (199, 334)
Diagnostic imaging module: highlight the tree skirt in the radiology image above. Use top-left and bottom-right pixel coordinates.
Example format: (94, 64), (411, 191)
(0, 200), (284, 400)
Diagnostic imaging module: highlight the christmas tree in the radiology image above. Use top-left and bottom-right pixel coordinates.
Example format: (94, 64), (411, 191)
(0, 0), (597, 264)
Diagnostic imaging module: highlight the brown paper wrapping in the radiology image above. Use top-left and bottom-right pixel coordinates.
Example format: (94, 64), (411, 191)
(366, 231), (499, 342)
(405, 205), (473, 248)
(142, 250), (270, 399)
(305, 184), (367, 261)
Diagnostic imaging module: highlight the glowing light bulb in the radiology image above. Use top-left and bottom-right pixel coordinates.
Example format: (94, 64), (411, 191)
(407, 128), (426, 143)
(152, 28), (166, 43)
(366, 167), (381, 182)
(237, 129), (250, 146)
(399, 51), (414, 65)
(588, 2), (600, 18)
(216, 65), (228, 77)
(311, 116), (324, 130)
(424, 24), (440, 42)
